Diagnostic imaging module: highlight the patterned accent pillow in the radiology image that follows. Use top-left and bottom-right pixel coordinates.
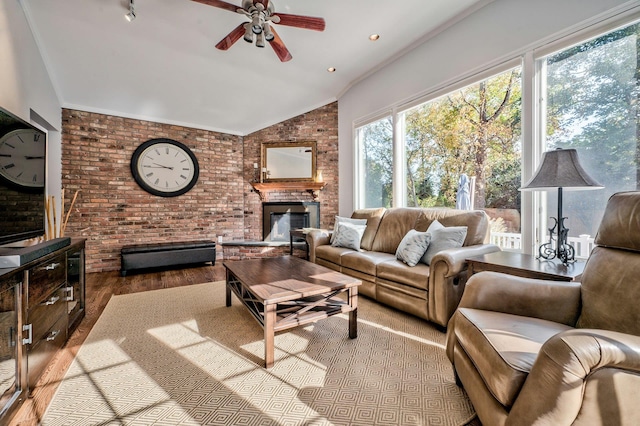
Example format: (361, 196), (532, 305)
(331, 222), (367, 251)
(396, 230), (431, 267)
(421, 220), (468, 265)
(330, 216), (367, 245)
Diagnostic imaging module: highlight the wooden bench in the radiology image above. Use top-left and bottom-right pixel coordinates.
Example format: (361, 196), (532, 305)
(120, 240), (216, 276)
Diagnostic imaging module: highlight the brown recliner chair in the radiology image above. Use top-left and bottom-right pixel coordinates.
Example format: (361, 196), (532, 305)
(446, 191), (640, 426)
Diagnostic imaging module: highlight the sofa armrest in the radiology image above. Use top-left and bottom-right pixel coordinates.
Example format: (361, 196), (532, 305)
(458, 271), (582, 326)
(430, 244), (501, 277)
(508, 329), (640, 424)
(427, 244), (500, 327)
(307, 229), (331, 263)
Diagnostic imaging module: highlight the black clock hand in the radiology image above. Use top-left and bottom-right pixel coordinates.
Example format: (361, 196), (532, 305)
(25, 156), (45, 159)
(152, 162), (174, 170)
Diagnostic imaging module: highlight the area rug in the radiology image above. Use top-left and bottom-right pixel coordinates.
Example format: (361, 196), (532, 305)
(42, 281), (475, 426)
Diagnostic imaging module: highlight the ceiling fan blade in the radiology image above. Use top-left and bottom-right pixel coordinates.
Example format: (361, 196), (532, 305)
(191, 0), (240, 13)
(273, 13), (325, 31)
(215, 23), (246, 50)
(268, 27), (292, 62)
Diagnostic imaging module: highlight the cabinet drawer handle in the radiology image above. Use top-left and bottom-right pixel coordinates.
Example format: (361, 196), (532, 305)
(22, 324), (32, 345)
(44, 262), (60, 271)
(46, 330), (61, 341)
(43, 295), (60, 306)
(64, 286), (74, 302)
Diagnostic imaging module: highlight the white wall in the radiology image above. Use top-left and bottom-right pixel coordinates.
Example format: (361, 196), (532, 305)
(0, 0), (62, 227)
(338, 0), (637, 215)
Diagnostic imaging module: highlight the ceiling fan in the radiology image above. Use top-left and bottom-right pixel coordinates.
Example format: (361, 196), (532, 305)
(192, 0), (325, 62)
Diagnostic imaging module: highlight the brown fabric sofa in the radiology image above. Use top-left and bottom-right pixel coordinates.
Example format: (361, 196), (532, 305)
(307, 207), (500, 328)
(446, 191), (640, 426)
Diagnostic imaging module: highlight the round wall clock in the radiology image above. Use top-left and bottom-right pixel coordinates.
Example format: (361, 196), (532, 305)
(0, 128), (46, 189)
(130, 138), (199, 197)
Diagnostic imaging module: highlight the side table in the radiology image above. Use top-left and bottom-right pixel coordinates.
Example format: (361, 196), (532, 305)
(466, 251), (586, 282)
(289, 228), (309, 259)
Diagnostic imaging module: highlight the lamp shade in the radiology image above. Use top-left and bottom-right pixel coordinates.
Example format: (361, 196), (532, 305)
(521, 148), (603, 191)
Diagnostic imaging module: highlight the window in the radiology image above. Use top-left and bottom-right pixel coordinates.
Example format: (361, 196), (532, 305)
(353, 13), (640, 256)
(355, 116), (393, 208)
(539, 21), (640, 253)
(355, 69), (523, 248)
(402, 68), (522, 214)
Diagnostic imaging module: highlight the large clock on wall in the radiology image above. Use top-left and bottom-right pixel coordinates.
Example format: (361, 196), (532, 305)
(0, 128), (46, 189)
(130, 138), (199, 197)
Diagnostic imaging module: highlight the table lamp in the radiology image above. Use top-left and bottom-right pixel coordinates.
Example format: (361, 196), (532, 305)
(521, 148), (603, 264)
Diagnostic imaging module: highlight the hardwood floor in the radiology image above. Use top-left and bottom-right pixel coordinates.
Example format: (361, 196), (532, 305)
(11, 263), (226, 426)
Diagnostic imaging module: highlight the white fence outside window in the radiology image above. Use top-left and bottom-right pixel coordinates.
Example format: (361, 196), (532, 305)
(490, 233), (595, 260)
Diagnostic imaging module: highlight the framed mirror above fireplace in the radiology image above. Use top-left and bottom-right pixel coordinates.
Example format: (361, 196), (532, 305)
(261, 141), (317, 182)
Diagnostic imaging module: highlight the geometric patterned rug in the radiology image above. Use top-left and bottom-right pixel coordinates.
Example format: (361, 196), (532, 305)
(42, 281), (476, 425)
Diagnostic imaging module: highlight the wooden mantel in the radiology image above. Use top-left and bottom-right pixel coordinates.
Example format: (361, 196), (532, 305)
(250, 181), (327, 201)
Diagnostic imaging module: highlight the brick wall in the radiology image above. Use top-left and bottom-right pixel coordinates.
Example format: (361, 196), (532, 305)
(61, 102), (338, 273)
(61, 109), (244, 273)
(242, 102), (339, 241)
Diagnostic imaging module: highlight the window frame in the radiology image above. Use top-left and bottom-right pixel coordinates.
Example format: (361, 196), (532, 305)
(353, 5), (640, 255)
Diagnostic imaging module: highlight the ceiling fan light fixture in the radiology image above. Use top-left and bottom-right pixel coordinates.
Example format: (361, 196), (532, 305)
(250, 8), (264, 34)
(256, 32), (266, 48)
(125, 0), (136, 22)
(243, 23), (254, 43)
(263, 23), (274, 41)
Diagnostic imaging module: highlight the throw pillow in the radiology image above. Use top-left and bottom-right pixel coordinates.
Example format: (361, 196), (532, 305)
(330, 216), (367, 245)
(331, 222), (367, 251)
(421, 221), (468, 265)
(420, 220), (445, 264)
(396, 230), (431, 267)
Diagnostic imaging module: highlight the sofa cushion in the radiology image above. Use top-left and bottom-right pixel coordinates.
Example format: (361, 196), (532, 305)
(331, 222), (366, 251)
(351, 208), (386, 251)
(341, 251), (395, 276)
(421, 223), (467, 265)
(396, 230), (431, 267)
(414, 209), (489, 246)
(370, 208), (424, 254)
(455, 308), (573, 408)
(315, 245), (353, 265)
(377, 259), (430, 290)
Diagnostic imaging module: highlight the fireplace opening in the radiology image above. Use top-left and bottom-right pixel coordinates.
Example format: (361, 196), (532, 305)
(270, 212), (310, 242)
(263, 202), (320, 242)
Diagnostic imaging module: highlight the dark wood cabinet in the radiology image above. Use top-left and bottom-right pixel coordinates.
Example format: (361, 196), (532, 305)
(0, 238), (85, 425)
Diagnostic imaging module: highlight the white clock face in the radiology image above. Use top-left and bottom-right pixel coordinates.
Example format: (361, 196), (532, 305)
(0, 129), (46, 188)
(131, 139), (199, 197)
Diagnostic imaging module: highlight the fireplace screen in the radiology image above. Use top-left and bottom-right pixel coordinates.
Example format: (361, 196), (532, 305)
(262, 202), (320, 242)
(270, 212), (310, 242)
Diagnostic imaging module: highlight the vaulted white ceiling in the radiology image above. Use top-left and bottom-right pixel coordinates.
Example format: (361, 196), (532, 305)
(22, 0), (489, 135)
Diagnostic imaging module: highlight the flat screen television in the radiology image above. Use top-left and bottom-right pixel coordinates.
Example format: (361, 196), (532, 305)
(0, 107), (46, 246)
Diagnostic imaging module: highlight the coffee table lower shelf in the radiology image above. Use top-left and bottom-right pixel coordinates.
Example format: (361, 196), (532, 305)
(224, 261), (359, 368)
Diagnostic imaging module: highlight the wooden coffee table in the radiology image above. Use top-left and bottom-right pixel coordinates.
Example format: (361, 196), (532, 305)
(223, 256), (361, 368)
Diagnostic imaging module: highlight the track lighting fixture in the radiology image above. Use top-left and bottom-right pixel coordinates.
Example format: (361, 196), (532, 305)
(125, 0), (136, 22)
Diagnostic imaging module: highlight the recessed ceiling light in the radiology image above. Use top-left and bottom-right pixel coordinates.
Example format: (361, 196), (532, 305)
(369, 34), (380, 41)
(327, 67), (336, 73)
